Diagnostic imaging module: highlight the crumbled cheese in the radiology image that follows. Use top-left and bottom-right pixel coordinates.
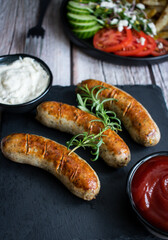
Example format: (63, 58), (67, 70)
(111, 18), (118, 25)
(136, 3), (145, 10)
(124, 11), (131, 18)
(127, 24), (132, 29)
(148, 22), (156, 36)
(140, 37), (146, 46)
(118, 20), (128, 32)
(97, 0), (155, 36)
(158, 42), (164, 49)
(136, 37), (146, 46)
(100, 1), (115, 8)
(130, 15), (136, 24)
(116, 7), (123, 13)
(142, 19), (147, 24)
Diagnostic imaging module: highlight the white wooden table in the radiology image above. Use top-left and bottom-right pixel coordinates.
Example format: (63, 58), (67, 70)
(0, 0), (168, 107)
(0, 2), (168, 239)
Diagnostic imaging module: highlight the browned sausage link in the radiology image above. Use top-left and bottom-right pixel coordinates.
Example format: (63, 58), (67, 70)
(77, 79), (161, 147)
(36, 102), (131, 167)
(1, 133), (100, 201)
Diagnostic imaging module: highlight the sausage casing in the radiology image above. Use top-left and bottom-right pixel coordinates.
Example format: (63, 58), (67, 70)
(77, 79), (160, 147)
(36, 101), (131, 168)
(1, 133), (100, 201)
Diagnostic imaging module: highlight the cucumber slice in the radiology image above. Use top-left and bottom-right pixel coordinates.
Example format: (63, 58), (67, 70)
(73, 0), (91, 3)
(72, 24), (102, 39)
(68, 1), (93, 11)
(67, 5), (90, 15)
(73, 0), (98, 3)
(67, 12), (96, 22)
(69, 20), (97, 29)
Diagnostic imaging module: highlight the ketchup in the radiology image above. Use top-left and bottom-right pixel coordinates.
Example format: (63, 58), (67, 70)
(131, 155), (168, 232)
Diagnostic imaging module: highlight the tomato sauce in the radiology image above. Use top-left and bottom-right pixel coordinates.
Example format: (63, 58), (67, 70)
(131, 155), (168, 232)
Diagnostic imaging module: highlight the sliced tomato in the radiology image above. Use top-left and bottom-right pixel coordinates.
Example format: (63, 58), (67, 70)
(151, 38), (168, 56)
(115, 30), (147, 57)
(134, 34), (156, 57)
(93, 27), (132, 52)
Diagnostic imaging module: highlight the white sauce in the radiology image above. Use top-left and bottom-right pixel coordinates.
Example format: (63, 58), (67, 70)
(0, 57), (49, 105)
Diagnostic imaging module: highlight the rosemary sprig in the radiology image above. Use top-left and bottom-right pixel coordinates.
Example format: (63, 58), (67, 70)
(66, 85), (122, 161)
(77, 85), (122, 132)
(66, 129), (106, 161)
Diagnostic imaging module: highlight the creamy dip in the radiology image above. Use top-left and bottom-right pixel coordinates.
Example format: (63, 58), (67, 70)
(0, 57), (49, 105)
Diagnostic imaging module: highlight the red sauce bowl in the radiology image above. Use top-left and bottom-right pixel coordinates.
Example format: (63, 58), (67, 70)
(127, 152), (168, 239)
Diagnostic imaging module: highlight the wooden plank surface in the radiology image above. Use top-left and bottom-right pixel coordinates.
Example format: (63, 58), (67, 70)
(151, 62), (168, 108)
(0, 1), (168, 238)
(0, 0), (167, 107)
(0, 0), (71, 86)
(0, 0), (19, 54)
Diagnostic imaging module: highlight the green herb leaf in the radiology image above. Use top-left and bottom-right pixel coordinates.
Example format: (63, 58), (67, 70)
(78, 84), (122, 132)
(66, 130), (106, 161)
(66, 84), (122, 161)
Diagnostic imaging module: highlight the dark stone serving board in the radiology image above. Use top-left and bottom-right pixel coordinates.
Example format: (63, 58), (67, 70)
(0, 85), (168, 240)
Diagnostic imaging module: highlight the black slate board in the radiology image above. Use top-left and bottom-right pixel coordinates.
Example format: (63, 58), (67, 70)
(0, 85), (168, 240)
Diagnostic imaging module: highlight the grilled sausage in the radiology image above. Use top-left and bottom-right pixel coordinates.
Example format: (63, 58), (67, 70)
(36, 102), (131, 168)
(1, 133), (100, 201)
(77, 79), (160, 147)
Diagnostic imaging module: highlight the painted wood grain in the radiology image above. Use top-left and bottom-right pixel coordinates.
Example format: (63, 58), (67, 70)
(72, 46), (105, 85)
(0, 0), (19, 54)
(0, 0), (71, 86)
(102, 63), (152, 85)
(10, 0), (38, 54)
(72, 47), (152, 86)
(40, 0), (71, 86)
(151, 62), (168, 109)
(0, 0), (167, 110)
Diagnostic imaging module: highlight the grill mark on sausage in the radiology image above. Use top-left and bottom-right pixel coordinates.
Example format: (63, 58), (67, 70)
(60, 103), (79, 124)
(42, 140), (47, 159)
(113, 92), (118, 100)
(59, 103), (63, 119)
(75, 108), (95, 133)
(123, 100), (133, 116)
(73, 109), (80, 122)
(70, 166), (79, 182)
(27, 134), (30, 154)
(100, 81), (106, 87)
(58, 103), (61, 117)
(57, 153), (65, 174)
(50, 102), (61, 117)
(107, 89), (117, 107)
(89, 120), (104, 135)
(110, 89), (117, 99)
(25, 134), (29, 155)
